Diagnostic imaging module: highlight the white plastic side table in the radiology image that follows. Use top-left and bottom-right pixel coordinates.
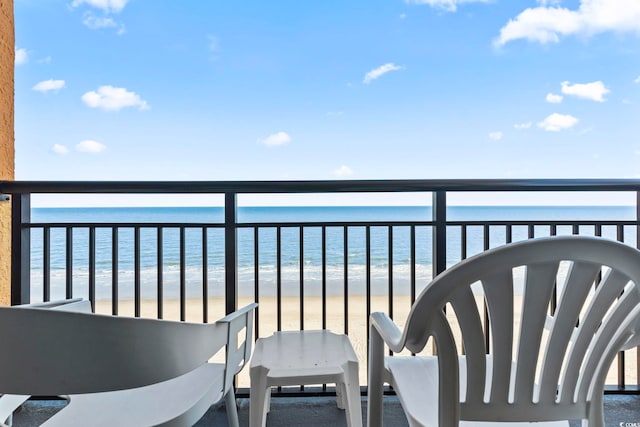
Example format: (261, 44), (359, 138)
(249, 330), (362, 427)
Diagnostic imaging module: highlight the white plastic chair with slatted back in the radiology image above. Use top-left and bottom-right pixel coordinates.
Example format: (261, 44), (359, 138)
(367, 235), (640, 427)
(0, 300), (257, 427)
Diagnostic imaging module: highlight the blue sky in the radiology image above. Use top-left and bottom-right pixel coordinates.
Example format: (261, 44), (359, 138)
(12, 0), (640, 205)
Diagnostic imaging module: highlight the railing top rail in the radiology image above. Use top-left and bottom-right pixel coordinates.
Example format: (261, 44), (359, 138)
(2, 179), (640, 194)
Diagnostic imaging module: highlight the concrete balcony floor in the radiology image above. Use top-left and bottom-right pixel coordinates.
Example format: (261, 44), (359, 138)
(11, 394), (640, 426)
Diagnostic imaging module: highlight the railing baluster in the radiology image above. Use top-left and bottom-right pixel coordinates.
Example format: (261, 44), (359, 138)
(157, 227), (163, 319)
(344, 226), (349, 335)
(134, 226), (141, 318)
(89, 227), (95, 312)
(224, 192), (237, 316)
(322, 226), (327, 330)
(432, 191), (447, 278)
(300, 226), (304, 331)
(388, 226), (393, 321)
(484, 224), (490, 250)
(277, 226), (282, 332)
(366, 226), (371, 321)
(254, 227), (259, 338)
(43, 226), (50, 302)
(202, 227), (208, 323)
(484, 224), (490, 353)
(66, 227), (73, 299)
(410, 225), (416, 304)
(180, 226), (186, 321)
(300, 226), (305, 393)
(550, 224), (558, 315)
(112, 227), (118, 315)
(617, 224), (626, 388)
(461, 225), (467, 260)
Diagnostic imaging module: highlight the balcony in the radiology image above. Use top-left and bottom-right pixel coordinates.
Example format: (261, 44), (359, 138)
(2, 179), (640, 425)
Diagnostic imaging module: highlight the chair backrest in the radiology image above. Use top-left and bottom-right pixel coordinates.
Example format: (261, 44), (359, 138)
(400, 236), (640, 423)
(0, 302), (256, 396)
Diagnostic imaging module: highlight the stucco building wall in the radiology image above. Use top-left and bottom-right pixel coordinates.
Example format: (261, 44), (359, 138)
(0, 0), (14, 306)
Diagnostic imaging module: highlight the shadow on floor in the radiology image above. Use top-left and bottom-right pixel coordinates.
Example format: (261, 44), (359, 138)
(13, 394), (640, 426)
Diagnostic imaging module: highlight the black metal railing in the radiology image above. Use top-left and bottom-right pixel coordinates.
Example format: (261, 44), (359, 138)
(2, 179), (640, 394)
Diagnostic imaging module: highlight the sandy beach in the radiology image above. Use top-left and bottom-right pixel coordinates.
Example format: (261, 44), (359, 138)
(95, 295), (637, 390)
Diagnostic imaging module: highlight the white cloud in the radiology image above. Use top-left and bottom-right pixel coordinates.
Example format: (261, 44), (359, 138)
(495, 0), (640, 47)
(81, 86), (149, 111)
(51, 144), (69, 154)
(81, 13), (125, 33)
(488, 131), (503, 141)
(363, 63), (403, 84)
(259, 132), (291, 147)
(537, 113), (579, 131)
(634, 76), (640, 84)
(83, 15), (117, 29)
(71, 0), (128, 13)
(546, 93), (563, 103)
(76, 140), (106, 153)
(15, 48), (27, 65)
(514, 122), (532, 130)
(72, 0), (127, 33)
(334, 165), (354, 178)
(561, 80), (609, 102)
(32, 79), (66, 93)
(37, 56), (52, 64)
(404, 0), (490, 12)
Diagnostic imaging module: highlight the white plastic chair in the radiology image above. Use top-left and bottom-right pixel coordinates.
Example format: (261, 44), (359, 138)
(0, 298), (88, 426)
(368, 236), (640, 427)
(0, 300), (257, 427)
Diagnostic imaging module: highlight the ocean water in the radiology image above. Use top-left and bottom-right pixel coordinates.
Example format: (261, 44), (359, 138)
(28, 206), (636, 301)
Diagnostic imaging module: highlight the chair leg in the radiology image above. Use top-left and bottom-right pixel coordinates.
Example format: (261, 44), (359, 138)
(225, 387), (240, 427)
(585, 393), (604, 427)
(249, 366), (270, 427)
(264, 388), (271, 415)
(367, 328), (384, 427)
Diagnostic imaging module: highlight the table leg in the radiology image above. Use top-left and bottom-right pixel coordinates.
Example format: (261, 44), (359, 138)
(343, 360), (363, 427)
(336, 382), (346, 409)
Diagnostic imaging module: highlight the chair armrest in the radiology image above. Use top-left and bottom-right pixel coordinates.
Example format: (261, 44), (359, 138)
(218, 303), (258, 324)
(14, 298), (83, 309)
(370, 312), (404, 353)
(216, 303), (258, 392)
